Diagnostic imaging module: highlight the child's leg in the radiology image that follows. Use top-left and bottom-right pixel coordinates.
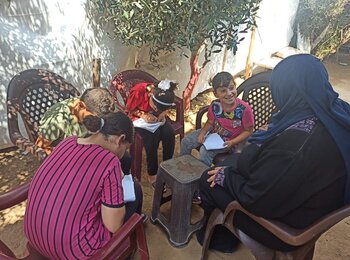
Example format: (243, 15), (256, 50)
(160, 121), (175, 161)
(136, 128), (160, 182)
(199, 145), (216, 166)
(180, 129), (202, 155)
(199, 146), (228, 167)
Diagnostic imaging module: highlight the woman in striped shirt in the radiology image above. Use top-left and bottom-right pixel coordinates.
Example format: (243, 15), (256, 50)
(24, 111), (143, 259)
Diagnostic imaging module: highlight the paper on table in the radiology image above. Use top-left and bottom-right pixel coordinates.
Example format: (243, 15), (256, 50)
(203, 133), (226, 150)
(122, 174), (136, 202)
(133, 118), (162, 133)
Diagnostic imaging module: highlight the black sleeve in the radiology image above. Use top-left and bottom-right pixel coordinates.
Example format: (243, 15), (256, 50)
(223, 126), (346, 219)
(224, 142), (302, 218)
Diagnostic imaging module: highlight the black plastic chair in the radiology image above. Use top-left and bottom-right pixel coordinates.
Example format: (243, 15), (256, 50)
(7, 69), (80, 160)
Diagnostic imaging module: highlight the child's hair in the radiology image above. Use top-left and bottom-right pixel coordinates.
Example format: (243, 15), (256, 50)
(209, 72), (235, 91)
(80, 88), (116, 116)
(83, 111), (134, 143)
(152, 81), (177, 111)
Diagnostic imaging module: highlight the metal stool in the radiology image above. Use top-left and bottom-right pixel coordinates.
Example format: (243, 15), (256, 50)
(151, 155), (208, 247)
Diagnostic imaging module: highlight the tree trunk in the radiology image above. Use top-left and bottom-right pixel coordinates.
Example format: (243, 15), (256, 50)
(182, 50), (201, 112)
(245, 26), (256, 79)
(92, 58), (101, 88)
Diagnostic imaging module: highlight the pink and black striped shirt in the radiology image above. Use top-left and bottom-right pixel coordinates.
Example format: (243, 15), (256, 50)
(24, 136), (124, 259)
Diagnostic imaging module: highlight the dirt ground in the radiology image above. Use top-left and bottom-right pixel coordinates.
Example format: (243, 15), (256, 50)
(0, 54), (350, 259)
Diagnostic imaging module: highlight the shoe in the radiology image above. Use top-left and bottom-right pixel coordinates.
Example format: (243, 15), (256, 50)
(192, 191), (202, 204)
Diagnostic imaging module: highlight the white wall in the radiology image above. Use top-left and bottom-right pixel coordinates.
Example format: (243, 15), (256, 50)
(0, 0), (299, 146)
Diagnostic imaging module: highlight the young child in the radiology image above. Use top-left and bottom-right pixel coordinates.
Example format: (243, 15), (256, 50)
(125, 80), (177, 185)
(181, 72), (255, 166)
(35, 87), (132, 174)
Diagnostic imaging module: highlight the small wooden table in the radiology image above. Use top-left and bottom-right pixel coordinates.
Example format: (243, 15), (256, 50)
(151, 155), (208, 247)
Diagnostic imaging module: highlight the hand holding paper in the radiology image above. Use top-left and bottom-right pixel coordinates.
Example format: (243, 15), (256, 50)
(202, 133), (226, 150)
(122, 174), (136, 202)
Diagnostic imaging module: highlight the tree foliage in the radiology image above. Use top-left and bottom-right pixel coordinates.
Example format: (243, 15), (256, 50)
(93, 0), (259, 61)
(295, 0), (350, 59)
(93, 0), (260, 110)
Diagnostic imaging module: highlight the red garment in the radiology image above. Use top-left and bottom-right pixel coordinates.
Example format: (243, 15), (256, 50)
(125, 82), (153, 120)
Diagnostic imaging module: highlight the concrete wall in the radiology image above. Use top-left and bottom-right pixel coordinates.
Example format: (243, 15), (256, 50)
(0, 0), (299, 146)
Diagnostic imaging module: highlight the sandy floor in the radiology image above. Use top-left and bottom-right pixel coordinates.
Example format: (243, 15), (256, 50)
(0, 54), (350, 259)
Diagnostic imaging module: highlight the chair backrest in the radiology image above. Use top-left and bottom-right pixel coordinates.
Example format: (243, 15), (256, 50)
(109, 69), (158, 111)
(236, 70), (275, 131)
(7, 69), (80, 144)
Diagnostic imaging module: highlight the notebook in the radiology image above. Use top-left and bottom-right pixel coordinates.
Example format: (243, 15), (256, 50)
(133, 118), (162, 133)
(203, 133), (226, 150)
(122, 174), (136, 202)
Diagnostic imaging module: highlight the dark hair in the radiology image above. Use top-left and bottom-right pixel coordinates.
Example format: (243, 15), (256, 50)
(152, 81), (177, 111)
(209, 72), (235, 91)
(83, 111), (134, 143)
(80, 88), (116, 116)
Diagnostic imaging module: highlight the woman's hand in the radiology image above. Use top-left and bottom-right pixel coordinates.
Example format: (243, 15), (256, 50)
(207, 167), (225, 188)
(207, 167), (224, 188)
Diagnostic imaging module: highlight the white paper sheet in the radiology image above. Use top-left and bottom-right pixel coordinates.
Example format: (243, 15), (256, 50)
(203, 133), (226, 150)
(133, 118), (162, 133)
(122, 174), (136, 202)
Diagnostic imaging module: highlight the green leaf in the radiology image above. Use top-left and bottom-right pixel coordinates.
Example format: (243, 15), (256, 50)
(133, 2), (143, 9)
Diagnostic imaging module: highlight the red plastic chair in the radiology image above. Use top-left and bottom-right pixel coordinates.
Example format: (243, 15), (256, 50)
(109, 69), (185, 180)
(0, 183), (149, 260)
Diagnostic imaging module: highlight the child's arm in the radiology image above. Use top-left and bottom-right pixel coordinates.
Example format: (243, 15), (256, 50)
(198, 119), (214, 143)
(157, 110), (169, 124)
(224, 126), (254, 149)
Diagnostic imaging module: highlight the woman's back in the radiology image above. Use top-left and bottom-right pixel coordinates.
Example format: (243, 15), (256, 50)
(24, 137), (124, 259)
